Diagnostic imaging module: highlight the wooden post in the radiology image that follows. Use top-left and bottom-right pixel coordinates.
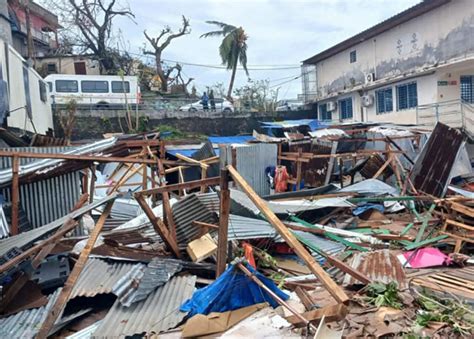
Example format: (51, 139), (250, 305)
(200, 166), (207, 193)
(338, 157), (344, 188)
(88, 164), (96, 203)
(296, 148), (303, 191)
(227, 165), (349, 304)
(216, 168), (230, 278)
(11, 155), (19, 235)
(37, 200), (115, 339)
(157, 159), (177, 240)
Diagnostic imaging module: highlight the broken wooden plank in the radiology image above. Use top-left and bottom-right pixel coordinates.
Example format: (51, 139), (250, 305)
(138, 176), (220, 196)
(134, 194), (181, 257)
(228, 165), (349, 304)
(285, 303), (348, 327)
(295, 286), (316, 311)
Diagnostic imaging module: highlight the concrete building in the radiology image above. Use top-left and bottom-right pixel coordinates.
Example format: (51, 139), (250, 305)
(0, 38), (54, 134)
(8, 0), (60, 58)
(36, 54), (101, 76)
(301, 0), (474, 130)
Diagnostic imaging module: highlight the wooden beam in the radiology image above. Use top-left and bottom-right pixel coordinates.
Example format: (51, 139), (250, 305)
(227, 165), (349, 304)
(135, 194), (181, 257)
(138, 176), (220, 196)
(0, 151), (201, 166)
(285, 304), (347, 327)
(295, 286), (316, 311)
(88, 165), (96, 203)
(37, 200), (115, 339)
(216, 168), (230, 278)
(157, 159), (177, 240)
(175, 153), (209, 169)
(192, 221), (219, 229)
(10, 155), (19, 235)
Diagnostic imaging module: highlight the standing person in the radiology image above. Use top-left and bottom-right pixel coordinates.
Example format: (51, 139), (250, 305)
(201, 92), (209, 111)
(209, 90), (216, 111)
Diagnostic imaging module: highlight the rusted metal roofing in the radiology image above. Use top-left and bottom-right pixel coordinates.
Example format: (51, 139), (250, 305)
(342, 249), (407, 289)
(93, 275), (196, 338)
(70, 258), (145, 300)
(0, 288), (61, 338)
(410, 122), (465, 197)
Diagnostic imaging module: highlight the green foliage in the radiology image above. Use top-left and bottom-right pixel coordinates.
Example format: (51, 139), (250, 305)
(414, 292), (474, 335)
(233, 79), (279, 112)
(365, 282), (403, 309)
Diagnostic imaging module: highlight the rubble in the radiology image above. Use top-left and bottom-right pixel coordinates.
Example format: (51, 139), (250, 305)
(0, 121), (472, 338)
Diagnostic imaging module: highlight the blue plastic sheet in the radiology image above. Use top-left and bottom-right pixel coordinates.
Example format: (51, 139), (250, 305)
(352, 203), (385, 216)
(180, 263), (289, 317)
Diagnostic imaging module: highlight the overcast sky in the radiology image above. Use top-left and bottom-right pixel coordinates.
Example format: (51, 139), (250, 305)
(114, 0), (419, 98)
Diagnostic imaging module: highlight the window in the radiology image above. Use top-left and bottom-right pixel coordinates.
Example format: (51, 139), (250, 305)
(376, 88), (393, 114)
(319, 103), (331, 120)
(338, 97), (353, 119)
(39, 80), (47, 102)
(47, 63), (57, 73)
(111, 81), (130, 93)
(461, 75), (474, 103)
(397, 82), (417, 110)
(350, 50), (357, 63)
(81, 80), (109, 93)
(55, 80), (78, 93)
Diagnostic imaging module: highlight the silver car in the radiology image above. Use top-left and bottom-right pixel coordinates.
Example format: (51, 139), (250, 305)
(179, 98), (234, 113)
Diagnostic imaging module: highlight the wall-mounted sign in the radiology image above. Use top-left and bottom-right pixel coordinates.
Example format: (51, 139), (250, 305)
(437, 80), (458, 86)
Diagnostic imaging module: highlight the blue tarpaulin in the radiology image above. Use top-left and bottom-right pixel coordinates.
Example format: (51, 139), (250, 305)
(208, 135), (254, 144)
(180, 263), (288, 317)
(352, 203), (385, 216)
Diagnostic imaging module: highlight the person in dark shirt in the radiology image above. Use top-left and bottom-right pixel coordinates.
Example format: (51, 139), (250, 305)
(201, 92), (209, 111)
(209, 90), (216, 111)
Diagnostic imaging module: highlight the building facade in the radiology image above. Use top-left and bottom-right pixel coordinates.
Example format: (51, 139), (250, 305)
(36, 55), (101, 77)
(302, 0), (474, 128)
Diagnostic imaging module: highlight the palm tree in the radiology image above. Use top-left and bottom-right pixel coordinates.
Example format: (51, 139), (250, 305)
(201, 21), (248, 100)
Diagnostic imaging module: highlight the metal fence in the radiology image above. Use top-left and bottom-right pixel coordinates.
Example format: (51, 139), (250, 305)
(416, 99), (474, 136)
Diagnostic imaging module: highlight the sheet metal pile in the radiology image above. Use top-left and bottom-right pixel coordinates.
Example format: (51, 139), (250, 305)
(0, 121), (473, 338)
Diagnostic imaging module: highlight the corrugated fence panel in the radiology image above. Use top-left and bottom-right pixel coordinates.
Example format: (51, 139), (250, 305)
(235, 144), (277, 196)
(0, 147), (81, 228)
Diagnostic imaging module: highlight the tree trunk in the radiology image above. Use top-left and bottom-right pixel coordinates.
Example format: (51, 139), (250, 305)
(155, 51), (168, 93)
(227, 58), (239, 100)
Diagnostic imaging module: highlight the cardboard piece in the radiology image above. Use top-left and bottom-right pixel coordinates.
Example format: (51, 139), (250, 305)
(186, 233), (217, 262)
(182, 303), (267, 337)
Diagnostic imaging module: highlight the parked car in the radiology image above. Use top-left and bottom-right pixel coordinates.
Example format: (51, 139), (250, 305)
(275, 100), (304, 111)
(179, 98), (234, 113)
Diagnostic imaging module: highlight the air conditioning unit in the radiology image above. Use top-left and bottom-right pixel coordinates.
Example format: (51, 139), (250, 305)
(362, 94), (375, 107)
(365, 72), (376, 84)
(326, 101), (337, 111)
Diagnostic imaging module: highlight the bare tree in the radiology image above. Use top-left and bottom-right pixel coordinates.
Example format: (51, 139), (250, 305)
(143, 16), (190, 92)
(46, 0), (135, 74)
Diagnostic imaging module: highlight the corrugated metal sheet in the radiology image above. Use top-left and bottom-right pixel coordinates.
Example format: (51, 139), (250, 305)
(93, 275), (196, 338)
(0, 194), (117, 257)
(410, 123), (465, 197)
(0, 138), (116, 184)
(66, 321), (102, 339)
(113, 258), (182, 307)
(0, 288), (61, 338)
(172, 194), (218, 246)
(0, 147), (81, 229)
(227, 214), (278, 241)
(70, 258), (145, 299)
(222, 144), (277, 196)
(342, 249), (407, 288)
(0, 204), (8, 238)
(196, 192), (220, 213)
(292, 230), (346, 265)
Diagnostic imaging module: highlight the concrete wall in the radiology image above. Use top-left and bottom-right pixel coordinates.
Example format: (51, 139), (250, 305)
(54, 109), (316, 140)
(307, 0), (474, 124)
(0, 40), (53, 134)
(0, 0), (12, 45)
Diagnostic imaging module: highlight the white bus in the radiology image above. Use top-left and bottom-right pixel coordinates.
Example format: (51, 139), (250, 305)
(44, 74), (141, 107)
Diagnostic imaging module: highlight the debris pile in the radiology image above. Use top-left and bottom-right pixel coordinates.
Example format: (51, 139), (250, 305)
(0, 121), (473, 338)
